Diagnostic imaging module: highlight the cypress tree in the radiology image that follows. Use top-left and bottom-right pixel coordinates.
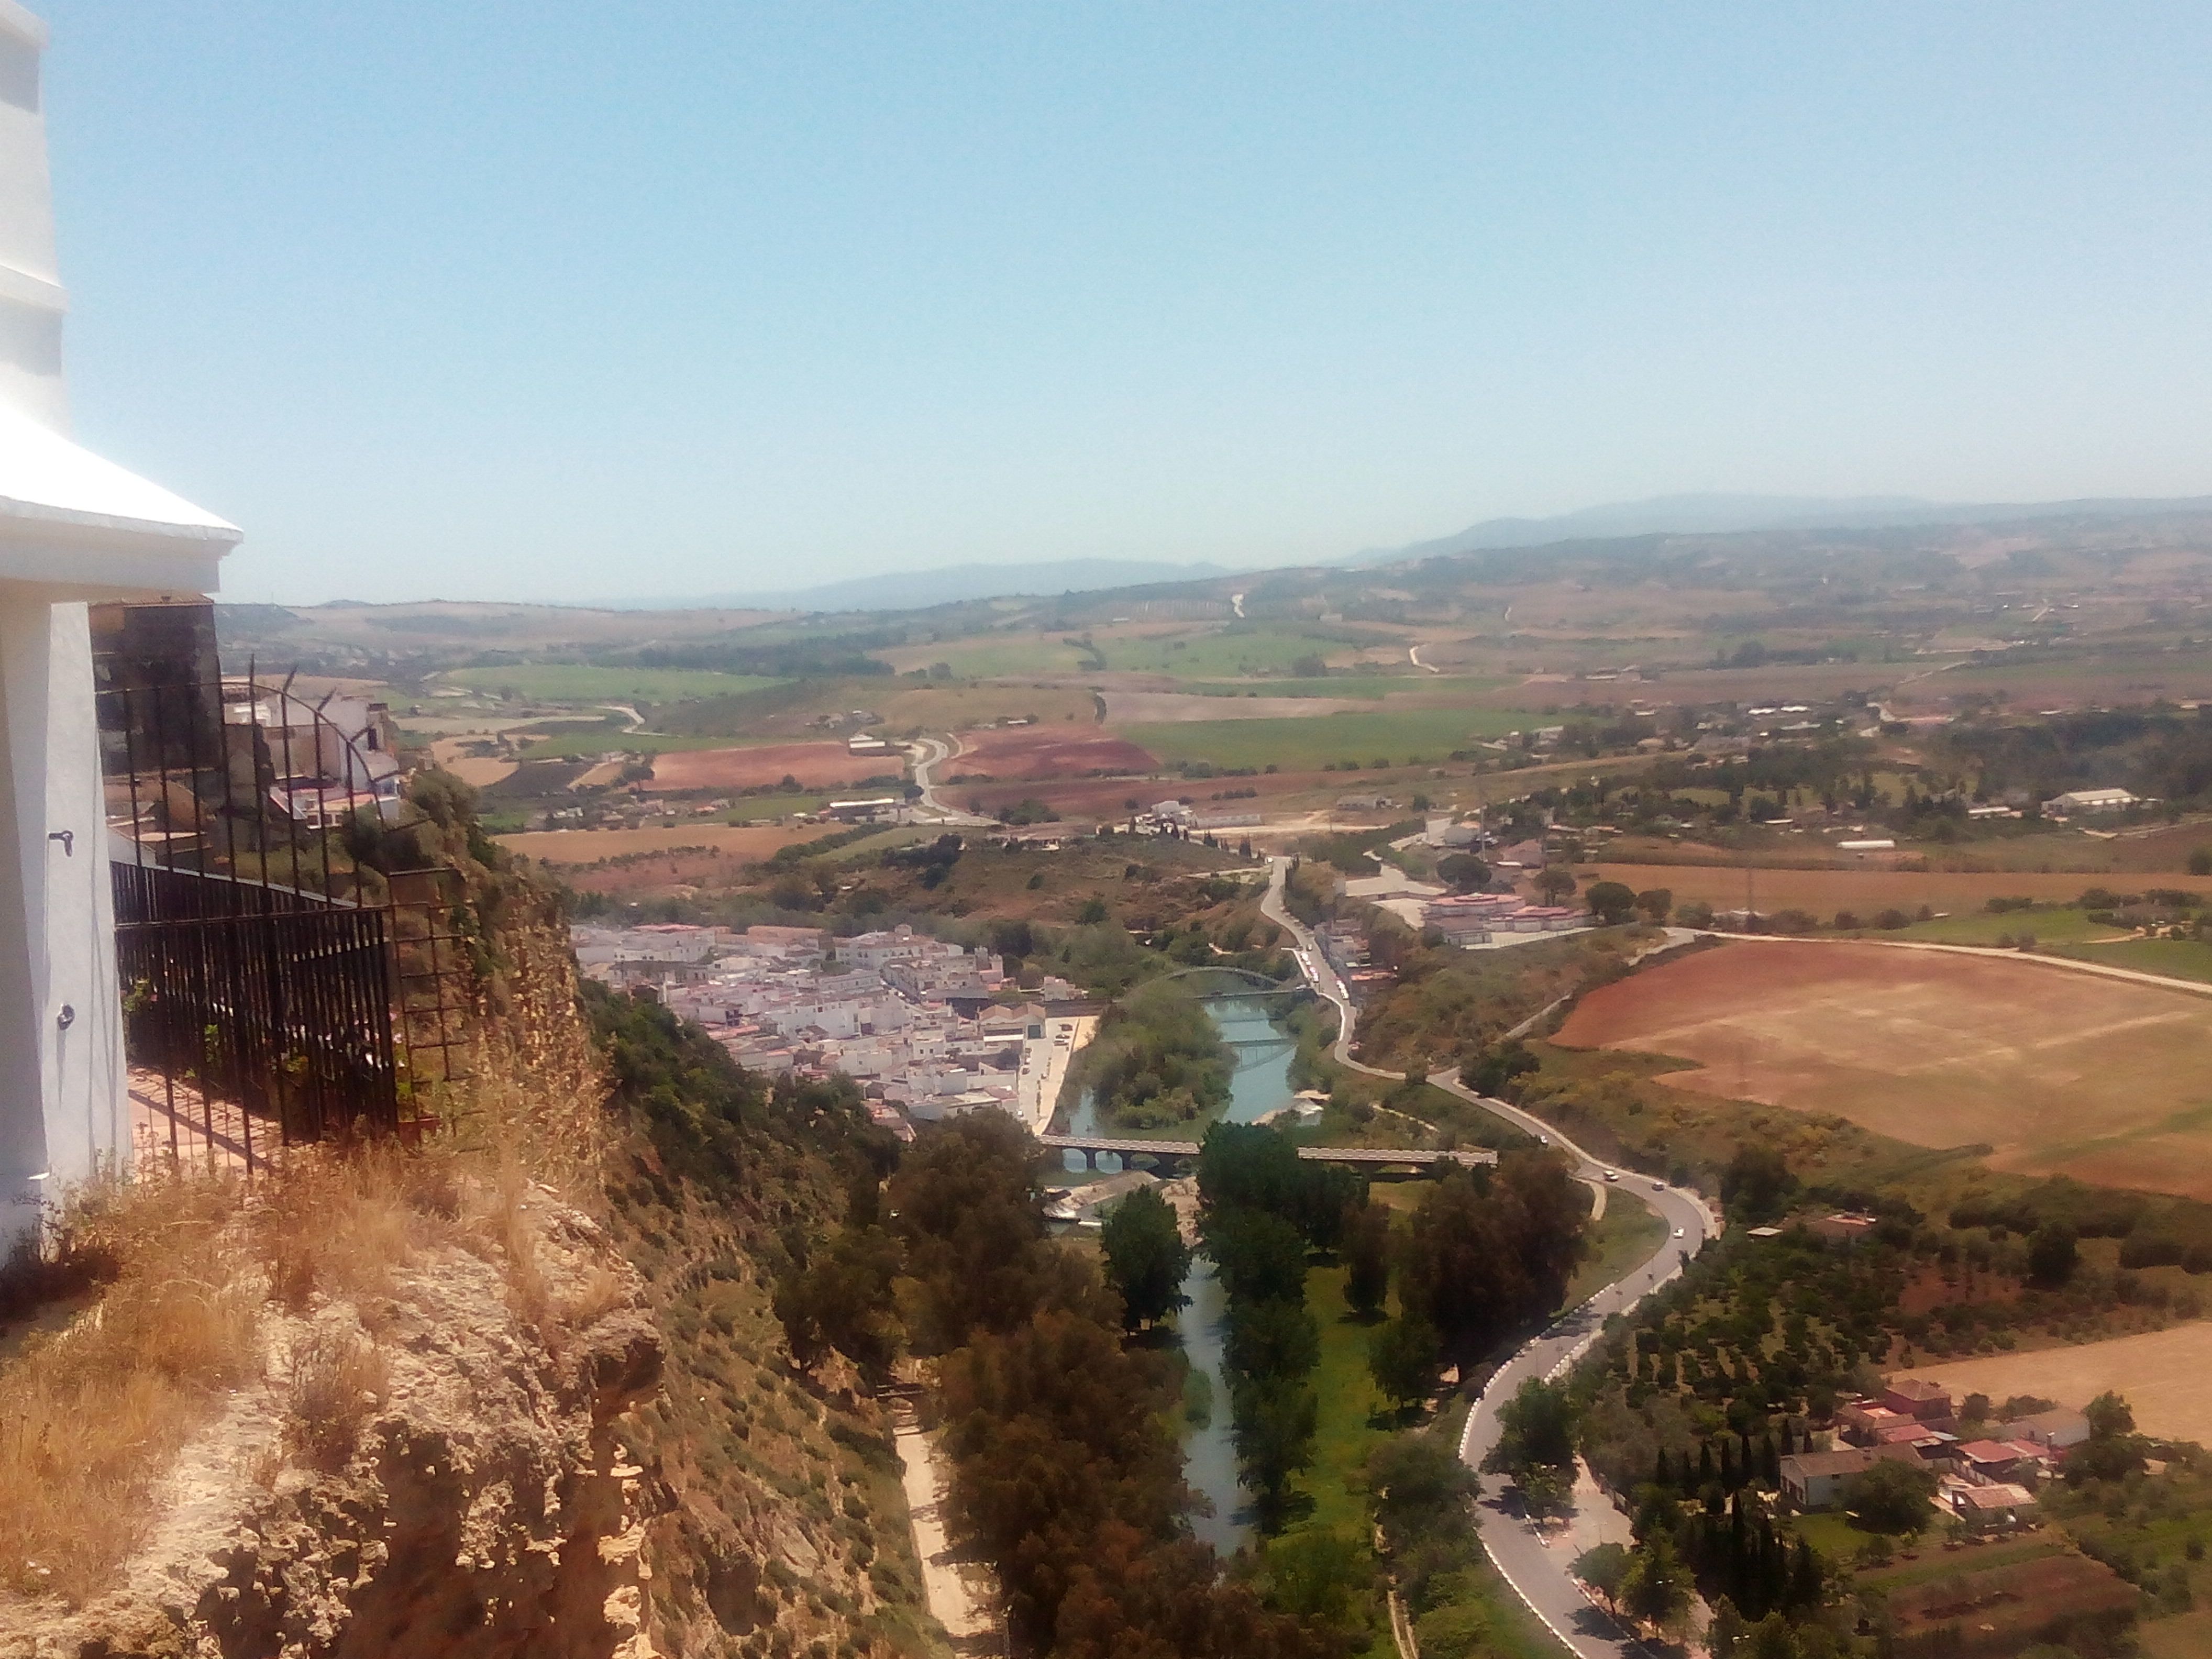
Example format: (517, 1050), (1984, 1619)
(1758, 1518), (1783, 1615)
(1699, 1441), (1716, 1487)
(1654, 1446), (1672, 1491)
(1729, 1494), (1750, 1606)
(1789, 1536), (1818, 1608)
(1720, 1437), (1738, 1490)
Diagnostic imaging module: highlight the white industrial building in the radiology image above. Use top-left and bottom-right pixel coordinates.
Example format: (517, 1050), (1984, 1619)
(0, 5), (237, 1239)
(2041, 787), (2142, 818)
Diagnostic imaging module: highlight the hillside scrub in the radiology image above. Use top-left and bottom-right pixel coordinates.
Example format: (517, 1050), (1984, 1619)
(588, 987), (945, 1656)
(0, 768), (944, 1656)
(1343, 915), (1654, 1075)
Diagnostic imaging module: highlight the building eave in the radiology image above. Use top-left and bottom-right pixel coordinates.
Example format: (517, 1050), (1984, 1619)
(0, 406), (240, 597)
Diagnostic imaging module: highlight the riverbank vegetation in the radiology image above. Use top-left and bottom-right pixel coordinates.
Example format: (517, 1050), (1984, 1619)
(1197, 1124), (1364, 1528)
(1101, 1185), (1192, 1329)
(1076, 978), (1237, 1129)
(893, 1114), (1346, 1657)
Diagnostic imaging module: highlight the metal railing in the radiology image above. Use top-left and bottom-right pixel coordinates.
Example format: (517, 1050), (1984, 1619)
(98, 670), (473, 1173)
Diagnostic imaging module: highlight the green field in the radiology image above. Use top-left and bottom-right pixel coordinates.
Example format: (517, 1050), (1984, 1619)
(437, 665), (786, 703)
(1185, 674), (1511, 702)
(1293, 1264), (1391, 1538)
(1896, 906), (2129, 947)
(1888, 909), (2212, 984)
(1186, 676), (1402, 700)
(1103, 627), (1392, 679)
(1564, 1195), (1669, 1307)
(720, 791), (832, 822)
(2056, 936), (2212, 985)
(922, 636), (1098, 677)
(1123, 706), (1528, 771)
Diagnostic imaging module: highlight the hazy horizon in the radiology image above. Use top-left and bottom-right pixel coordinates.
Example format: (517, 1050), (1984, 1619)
(40, 3), (2212, 604)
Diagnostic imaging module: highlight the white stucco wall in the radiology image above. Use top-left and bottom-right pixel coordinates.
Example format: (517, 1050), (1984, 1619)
(0, 598), (121, 1223)
(0, 6), (234, 1243)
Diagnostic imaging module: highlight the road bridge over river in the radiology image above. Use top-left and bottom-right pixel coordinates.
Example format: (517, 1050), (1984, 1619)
(1040, 1132), (1498, 1173)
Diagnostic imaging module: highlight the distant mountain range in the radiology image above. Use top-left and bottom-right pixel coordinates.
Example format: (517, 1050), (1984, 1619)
(609, 492), (2212, 615)
(613, 557), (1254, 614)
(1351, 492), (2212, 566)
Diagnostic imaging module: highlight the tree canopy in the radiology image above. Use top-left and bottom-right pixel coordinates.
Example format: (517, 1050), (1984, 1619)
(1101, 1186), (1193, 1329)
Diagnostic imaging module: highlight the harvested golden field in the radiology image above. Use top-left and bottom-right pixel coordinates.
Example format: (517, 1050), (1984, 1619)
(643, 742), (898, 792)
(1553, 941), (2212, 1199)
(440, 756), (518, 789)
(495, 824), (817, 865)
(1896, 1323), (2212, 1448)
(1589, 862), (2212, 917)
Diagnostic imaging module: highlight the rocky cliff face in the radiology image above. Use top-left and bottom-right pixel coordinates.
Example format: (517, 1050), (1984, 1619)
(9, 1201), (664, 1659)
(0, 855), (940, 1659)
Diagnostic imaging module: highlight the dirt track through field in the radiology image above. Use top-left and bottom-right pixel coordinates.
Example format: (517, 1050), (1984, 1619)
(1553, 941), (2212, 1199)
(1897, 1324), (2212, 1448)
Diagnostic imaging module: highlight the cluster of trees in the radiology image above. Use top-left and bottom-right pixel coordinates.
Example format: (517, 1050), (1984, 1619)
(892, 1115), (1346, 1657)
(1077, 980), (1236, 1129)
(1580, 880), (1674, 926)
(1646, 1427), (1808, 1499)
(1196, 1124), (1365, 1528)
(1101, 1186), (1192, 1329)
(1362, 1155), (1590, 1427)
(879, 831), (965, 887)
(1397, 1154), (1587, 1368)
(1570, 1533), (1692, 1639)
(1574, 1222), (1915, 1511)
(1482, 1378), (1577, 1509)
(1710, 1500), (1819, 1617)
(1544, 1413), (1821, 1643)
(1937, 705), (2212, 815)
(1364, 1436), (1509, 1658)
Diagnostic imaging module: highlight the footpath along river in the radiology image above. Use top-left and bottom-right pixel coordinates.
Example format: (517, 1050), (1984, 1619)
(1057, 995), (1297, 1553)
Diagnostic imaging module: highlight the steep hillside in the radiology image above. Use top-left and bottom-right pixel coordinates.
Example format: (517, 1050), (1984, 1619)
(587, 988), (942, 1659)
(0, 780), (941, 1659)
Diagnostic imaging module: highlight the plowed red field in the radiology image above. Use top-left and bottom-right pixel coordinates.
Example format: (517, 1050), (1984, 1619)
(952, 727), (1158, 780)
(1553, 940), (2212, 1199)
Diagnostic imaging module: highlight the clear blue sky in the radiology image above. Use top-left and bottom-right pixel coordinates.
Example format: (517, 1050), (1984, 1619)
(38, 3), (2212, 604)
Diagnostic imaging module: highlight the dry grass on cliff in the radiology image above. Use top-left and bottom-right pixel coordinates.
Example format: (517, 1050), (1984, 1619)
(0, 920), (618, 1609)
(0, 1175), (258, 1602)
(0, 1136), (609, 1607)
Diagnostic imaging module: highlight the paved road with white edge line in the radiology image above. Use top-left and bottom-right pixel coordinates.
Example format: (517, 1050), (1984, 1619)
(1262, 857), (1715, 1657)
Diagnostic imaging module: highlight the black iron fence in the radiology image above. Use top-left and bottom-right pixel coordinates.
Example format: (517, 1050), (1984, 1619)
(114, 862), (401, 1156)
(98, 671), (473, 1171)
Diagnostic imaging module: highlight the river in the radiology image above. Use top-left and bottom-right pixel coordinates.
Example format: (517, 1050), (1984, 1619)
(1058, 995), (1297, 1553)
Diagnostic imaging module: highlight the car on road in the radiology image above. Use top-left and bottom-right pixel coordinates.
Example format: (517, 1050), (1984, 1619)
(1603, 1169), (1618, 1182)
(1673, 1227), (1685, 1238)
(1652, 1178), (1665, 1191)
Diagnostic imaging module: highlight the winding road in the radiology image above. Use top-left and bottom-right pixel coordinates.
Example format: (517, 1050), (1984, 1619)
(1260, 858), (1713, 1657)
(905, 733), (995, 826)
